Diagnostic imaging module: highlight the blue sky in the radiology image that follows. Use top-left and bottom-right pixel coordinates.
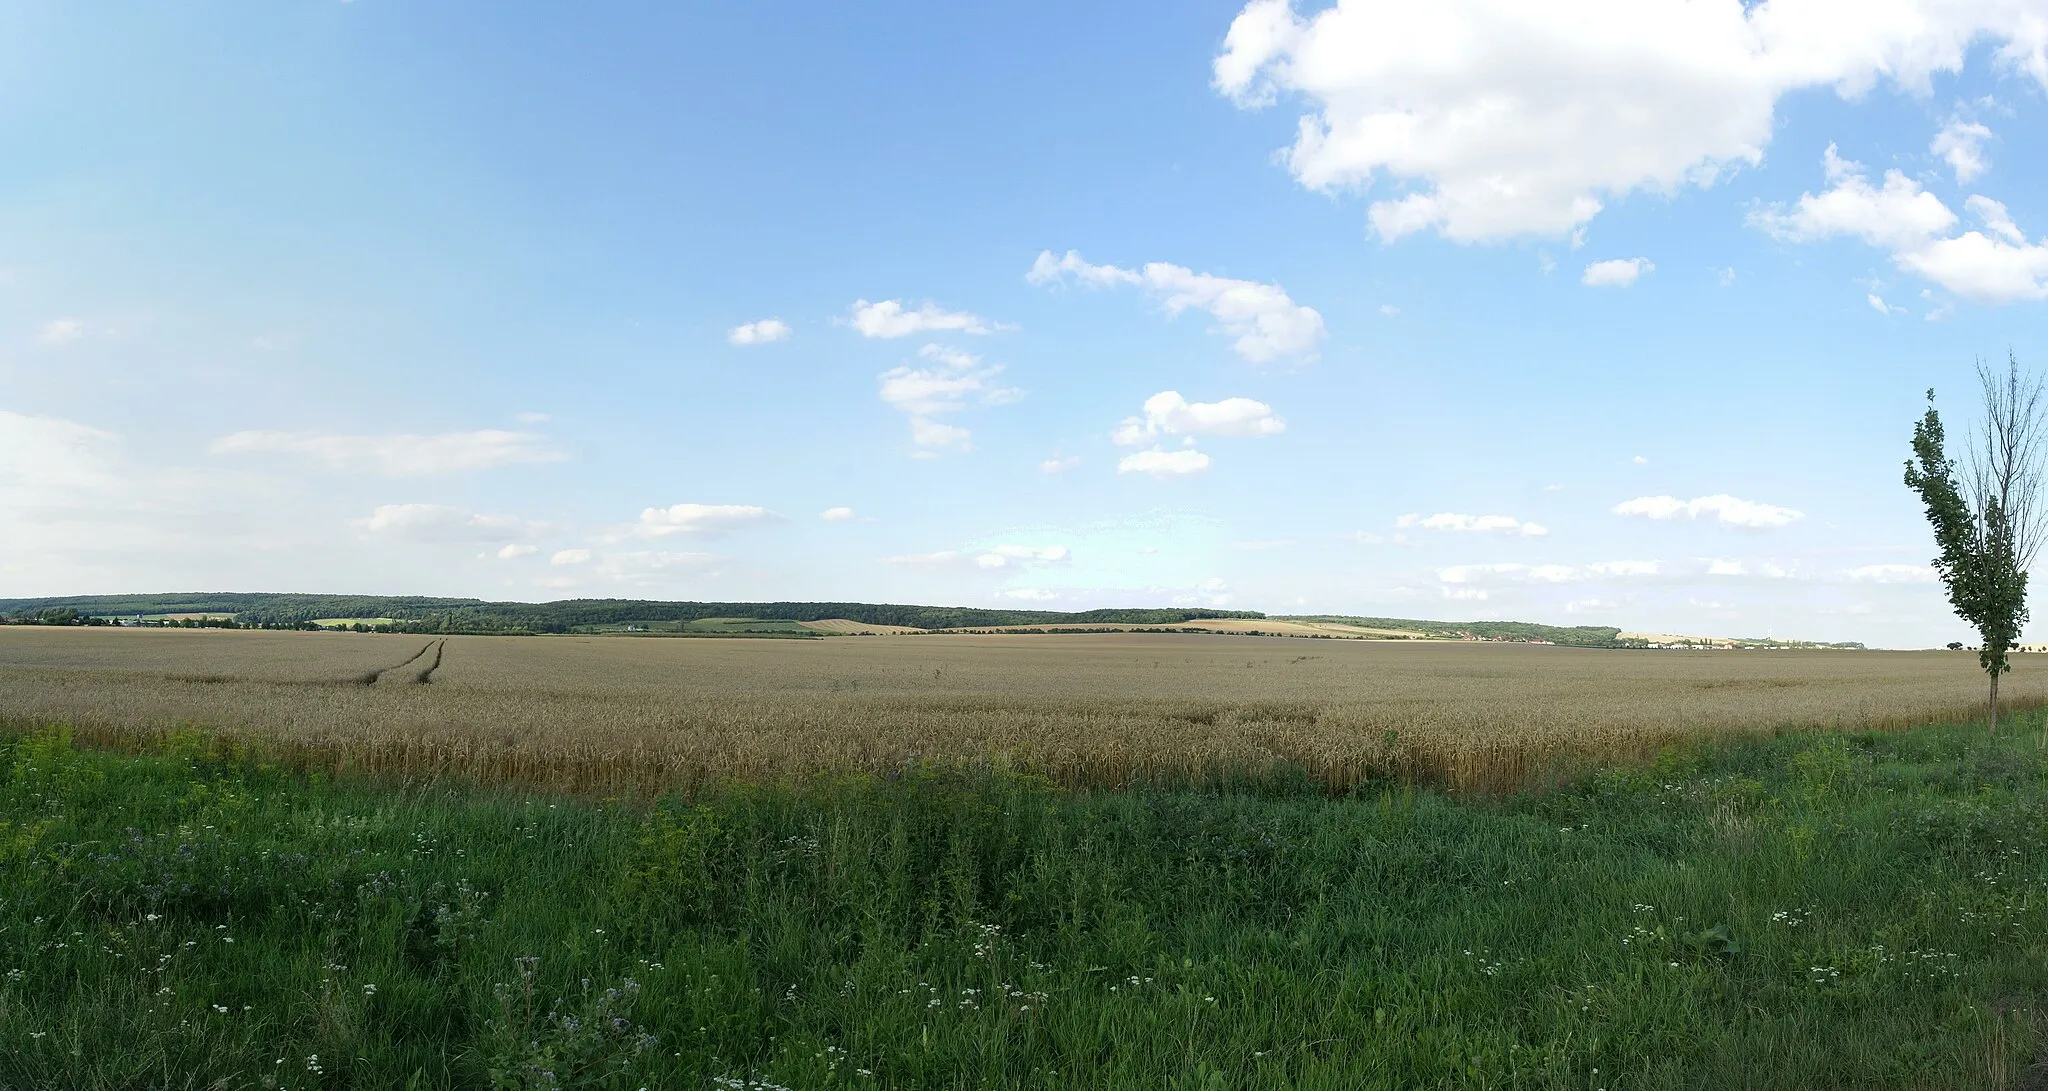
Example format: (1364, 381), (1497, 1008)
(3, 1), (2046, 646)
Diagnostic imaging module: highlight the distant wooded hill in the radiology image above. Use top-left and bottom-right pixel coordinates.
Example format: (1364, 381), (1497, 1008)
(1277, 614), (1628, 647)
(0, 593), (1264, 634)
(0, 594), (1864, 647)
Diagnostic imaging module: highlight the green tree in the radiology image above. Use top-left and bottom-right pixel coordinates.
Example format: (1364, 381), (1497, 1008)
(1905, 354), (2046, 734)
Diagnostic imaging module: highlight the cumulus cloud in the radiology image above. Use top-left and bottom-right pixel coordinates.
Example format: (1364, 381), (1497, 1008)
(209, 429), (565, 476)
(1212, 0), (2048, 242)
(551, 548), (592, 566)
(1028, 250), (1324, 364)
(1582, 258), (1654, 287)
(1931, 119), (1994, 183)
(1117, 448), (1213, 477)
(1040, 455), (1082, 474)
(1112, 391), (1285, 446)
(629, 503), (783, 540)
(877, 343), (1023, 453)
(1869, 293), (1906, 315)
(819, 506), (856, 522)
(1395, 512), (1548, 537)
(727, 318), (792, 345)
(1751, 146), (2048, 303)
(356, 503), (551, 543)
(848, 299), (1002, 339)
(497, 543), (538, 559)
(1612, 493), (1805, 528)
(39, 318), (85, 346)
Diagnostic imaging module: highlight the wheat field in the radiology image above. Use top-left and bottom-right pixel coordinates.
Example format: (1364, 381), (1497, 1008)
(1, 626), (2039, 794)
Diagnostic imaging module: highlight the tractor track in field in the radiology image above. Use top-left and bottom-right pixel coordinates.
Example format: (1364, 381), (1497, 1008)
(353, 641), (438, 686)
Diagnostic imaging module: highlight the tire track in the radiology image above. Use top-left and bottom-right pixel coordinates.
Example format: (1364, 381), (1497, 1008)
(353, 641), (437, 686)
(410, 640), (446, 684)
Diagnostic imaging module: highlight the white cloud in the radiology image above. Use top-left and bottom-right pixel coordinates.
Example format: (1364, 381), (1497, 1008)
(1040, 455), (1082, 474)
(1868, 292), (1906, 315)
(1395, 512), (1548, 537)
(1705, 557), (1796, 579)
(848, 299), (1001, 338)
(977, 545), (1071, 569)
(995, 588), (1060, 602)
(550, 548), (592, 566)
(728, 318), (792, 345)
(630, 503), (782, 539)
(819, 506), (856, 522)
(1171, 577), (1235, 608)
(1438, 559), (1666, 587)
(1751, 146), (2048, 304)
(1112, 391), (1285, 446)
(1632, 455), (1649, 465)
(0, 409), (332, 591)
(1212, 0), (2048, 242)
(497, 543), (538, 559)
(1439, 562), (1587, 584)
(1613, 493), (1805, 528)
(1028, 250), (1324, 364)
(877, 343), (1022, 453)
(39, 318), (85, 346)
(208, 429), (565, 476)
(1117, 448), (1213, 477)
(1717, 267), (1738, 286)
(885, 545), (1071, 570)
(1931, 119), (1994, 183)
(356, 503), (551, 543)
(1582, 258), (1654, 287)
(1845, 563), (1938, 583)
(589, 551), (725, 583)
(909, 417), (973, 451)
(1230, 539), (1297, 551)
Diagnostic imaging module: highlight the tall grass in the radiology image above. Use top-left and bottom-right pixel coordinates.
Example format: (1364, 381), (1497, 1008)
(5, 719), (2048, 1088)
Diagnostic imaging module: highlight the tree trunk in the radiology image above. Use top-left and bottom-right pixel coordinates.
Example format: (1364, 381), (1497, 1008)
(1990, 670), (2000, 735)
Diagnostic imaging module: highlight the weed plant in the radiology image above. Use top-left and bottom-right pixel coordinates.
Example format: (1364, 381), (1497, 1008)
(5, 718), (2048, 1088)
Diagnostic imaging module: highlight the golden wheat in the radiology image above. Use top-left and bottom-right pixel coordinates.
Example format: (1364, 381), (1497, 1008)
(0, 626), (2038, 794)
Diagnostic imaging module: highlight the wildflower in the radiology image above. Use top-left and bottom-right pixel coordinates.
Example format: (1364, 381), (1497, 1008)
(363, 983), (377, 996)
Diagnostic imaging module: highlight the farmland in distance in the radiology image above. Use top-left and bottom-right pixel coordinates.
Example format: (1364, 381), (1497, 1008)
(0, 626), (2035, 795)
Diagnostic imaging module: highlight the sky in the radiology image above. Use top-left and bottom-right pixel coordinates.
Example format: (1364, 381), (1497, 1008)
(3, 0), (2047, 648)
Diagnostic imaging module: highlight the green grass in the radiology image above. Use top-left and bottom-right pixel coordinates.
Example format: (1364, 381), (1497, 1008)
(4, 721), (2048, 1089)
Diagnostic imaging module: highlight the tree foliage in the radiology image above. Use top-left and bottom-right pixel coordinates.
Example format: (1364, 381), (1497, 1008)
(1905, 355), (2045, 730)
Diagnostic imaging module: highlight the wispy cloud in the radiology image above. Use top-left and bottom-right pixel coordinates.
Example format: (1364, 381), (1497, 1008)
(1029, 250), (1324, 364)
(1613, 494), (1804, 529)
(209, 429), (565, 476)
(1396, 512), (1547, 537)
(849, 299), (1004, 339)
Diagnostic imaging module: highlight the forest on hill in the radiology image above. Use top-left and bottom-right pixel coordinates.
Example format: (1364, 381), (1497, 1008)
(0, 593), (1263, 634)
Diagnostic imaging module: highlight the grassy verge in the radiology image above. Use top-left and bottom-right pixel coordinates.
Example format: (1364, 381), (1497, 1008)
(4, 720), (2048, 1089)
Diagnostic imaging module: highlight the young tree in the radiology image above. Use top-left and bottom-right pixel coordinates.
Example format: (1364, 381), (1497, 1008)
(1904, 354), (2047, 734)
